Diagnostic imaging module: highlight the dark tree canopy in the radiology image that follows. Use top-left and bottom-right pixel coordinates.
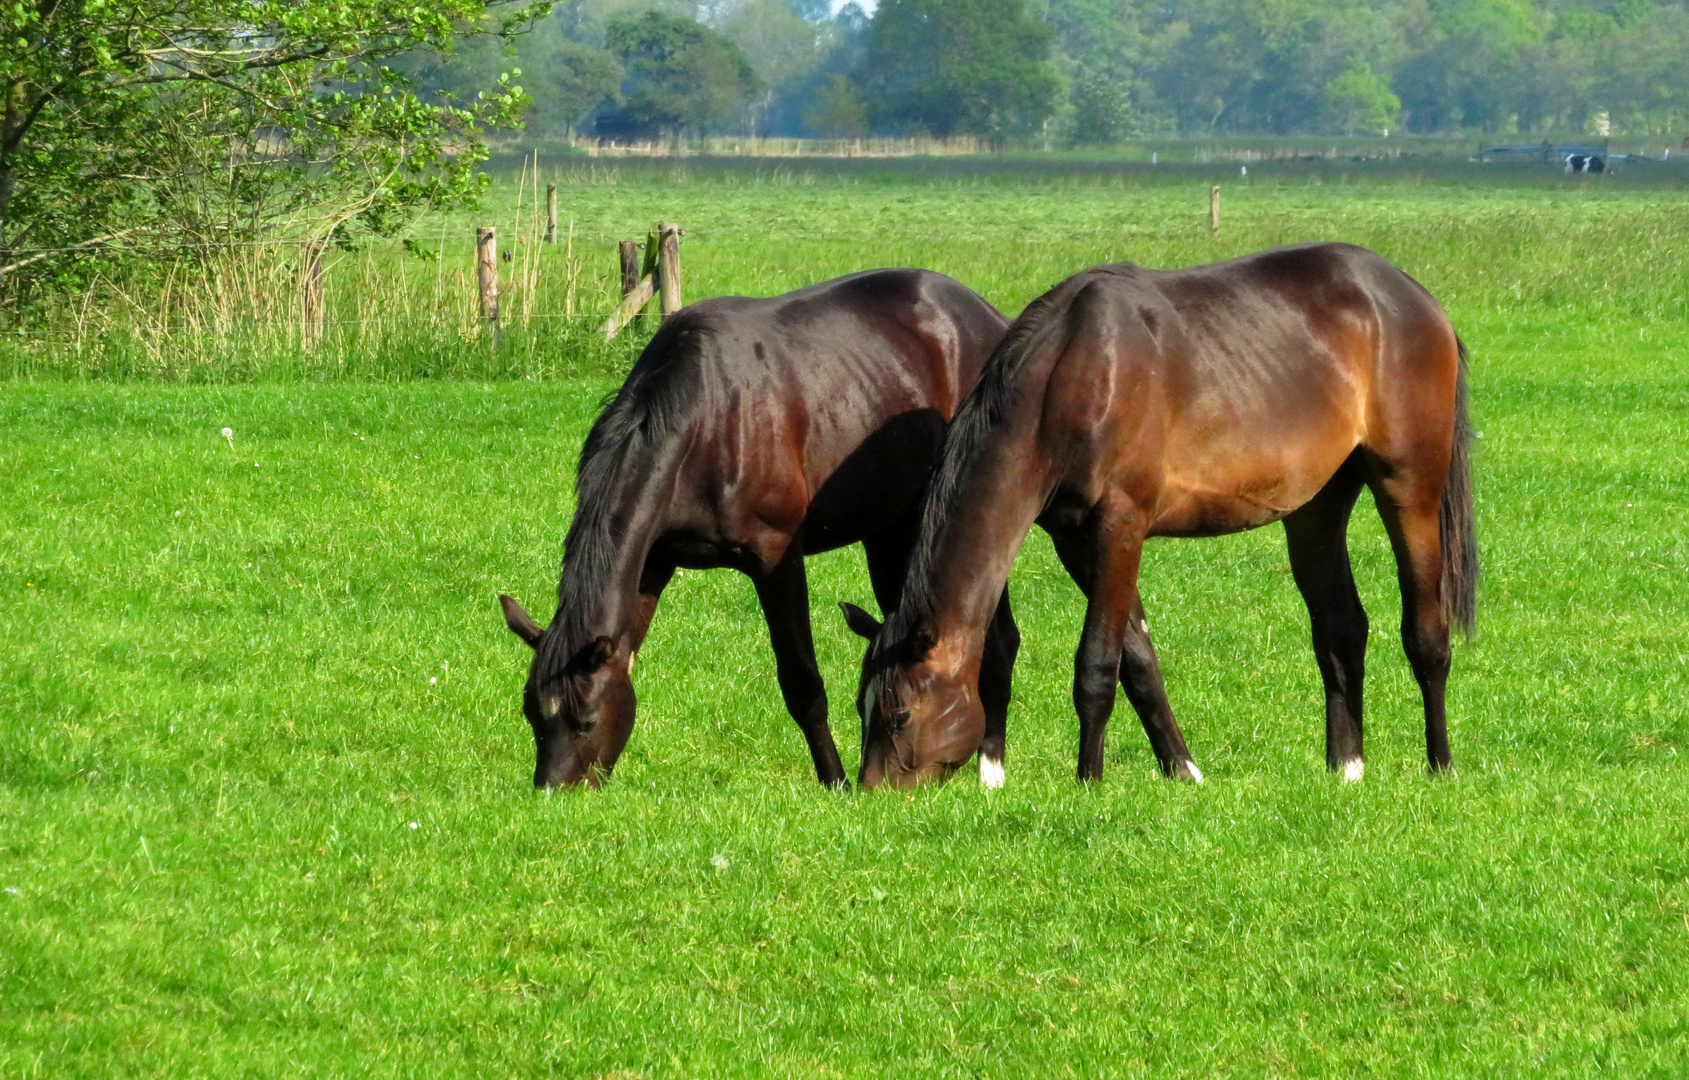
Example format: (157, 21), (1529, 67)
(537, 41), (627, 133)
(597, 11), (762, 138)
(857, 0), (1061, 139)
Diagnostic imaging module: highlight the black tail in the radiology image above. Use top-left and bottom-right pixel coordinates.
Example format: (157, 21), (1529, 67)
(1440, 336), (1479, 638)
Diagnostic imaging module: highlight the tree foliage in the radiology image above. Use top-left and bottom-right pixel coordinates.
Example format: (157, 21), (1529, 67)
(0, 0), (547, 298)
(804, 74), (870, 136)
(597, 11), (761, 138)
(857, 0), (1061, 138)
(535, 41), (626, 133)
(1324, 58), (1402, 133)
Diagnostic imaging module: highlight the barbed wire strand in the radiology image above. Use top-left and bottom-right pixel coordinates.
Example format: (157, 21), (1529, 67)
(1, 237), (598, 255)
(0, 311), (631, 338)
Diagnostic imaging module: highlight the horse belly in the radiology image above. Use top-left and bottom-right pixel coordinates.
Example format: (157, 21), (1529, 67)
(1152, 486), (1302, 537)
(797, 407), (948, 553)
(1153, 441), (1355, 538)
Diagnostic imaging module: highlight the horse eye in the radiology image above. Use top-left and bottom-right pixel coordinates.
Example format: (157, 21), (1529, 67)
(888, 709), (911, 732)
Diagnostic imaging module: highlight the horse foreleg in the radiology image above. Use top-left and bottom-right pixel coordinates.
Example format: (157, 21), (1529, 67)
(1284, 471), (1369, 779)
(976, 589), (1020, 788)
(631, 559), (677, 660)
(1118, 593), (1201, 782)
(1069, 504), (1198, 783)
(753, 550), (848, 787)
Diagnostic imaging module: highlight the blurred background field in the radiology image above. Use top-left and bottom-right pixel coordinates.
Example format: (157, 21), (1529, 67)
(3, 158), (1689, 1076)
(4, 151), (1687, 381)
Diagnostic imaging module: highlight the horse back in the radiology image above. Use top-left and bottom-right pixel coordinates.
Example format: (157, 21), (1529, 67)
(1038, 244), (1459, 536)
(614, 269), (1008, 564)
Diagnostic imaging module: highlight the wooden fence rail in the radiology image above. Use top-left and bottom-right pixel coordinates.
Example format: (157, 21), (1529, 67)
(603, 223), (683, 341)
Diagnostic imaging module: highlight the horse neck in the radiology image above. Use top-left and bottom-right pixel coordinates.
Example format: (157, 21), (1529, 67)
(553, 436), (681, 653)
(899, 411), (1051, 663)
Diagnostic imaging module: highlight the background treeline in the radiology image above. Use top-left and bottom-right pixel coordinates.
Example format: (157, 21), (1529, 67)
(4, 0), (1684, 313)
(425, 0), (1689, 142)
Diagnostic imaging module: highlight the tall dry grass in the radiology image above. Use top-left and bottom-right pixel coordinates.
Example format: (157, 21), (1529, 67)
(0, 154), (631, 382)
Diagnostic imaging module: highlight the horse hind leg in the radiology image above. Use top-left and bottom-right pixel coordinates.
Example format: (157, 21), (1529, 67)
(1283, 465), (1370, 779)
(753, 549), (848, 787)
(1370, 482), (1454, 772)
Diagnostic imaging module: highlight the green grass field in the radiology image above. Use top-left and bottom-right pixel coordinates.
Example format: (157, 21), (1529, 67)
(4, 157), (1689, 1076)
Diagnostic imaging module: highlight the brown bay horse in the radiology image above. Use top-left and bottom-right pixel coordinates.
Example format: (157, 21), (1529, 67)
(499, 268), (1019, 788)
(842, 243), (1477, 788)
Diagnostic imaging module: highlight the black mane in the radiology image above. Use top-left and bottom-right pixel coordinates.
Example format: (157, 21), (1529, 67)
(884, 277), (1083, 644)
(535, 314), (714, 677)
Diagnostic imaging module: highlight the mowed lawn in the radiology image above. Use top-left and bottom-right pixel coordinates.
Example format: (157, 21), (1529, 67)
(3, 167), (1689, 1076)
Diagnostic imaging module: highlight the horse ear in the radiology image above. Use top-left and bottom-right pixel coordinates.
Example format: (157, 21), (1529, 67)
(499, 594), (544, 649)
(576, 635), (616, 673)
(838, 601), (883, 641)
(908, 617), (938, 661)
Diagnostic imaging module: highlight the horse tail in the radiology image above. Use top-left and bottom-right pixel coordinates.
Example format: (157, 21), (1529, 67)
(1440, 335), (1479, 639)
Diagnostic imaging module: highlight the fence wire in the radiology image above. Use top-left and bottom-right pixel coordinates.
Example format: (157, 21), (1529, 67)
(0, 311), (628, 339)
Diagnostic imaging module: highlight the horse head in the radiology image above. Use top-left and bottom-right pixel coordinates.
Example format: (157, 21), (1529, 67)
(500, 594), (637, 788)
(840, 602), (983, 789)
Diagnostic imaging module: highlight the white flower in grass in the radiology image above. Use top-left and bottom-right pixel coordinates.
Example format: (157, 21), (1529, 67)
(710, 854), (730, 870)
(221, 427), (234, 447)
(429, 676), (437, 685)
(408, 821), (419, 830)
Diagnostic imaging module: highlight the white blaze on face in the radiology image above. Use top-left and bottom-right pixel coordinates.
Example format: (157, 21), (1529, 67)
(979, 755), (1005, 789)
(540, 695), (562, 720)
(862, 679), (879, 734)
(1343, 758), (1365, 782)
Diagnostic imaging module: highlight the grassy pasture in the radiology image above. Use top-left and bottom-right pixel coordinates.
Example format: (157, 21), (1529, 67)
(3, 158), (1689, 1076)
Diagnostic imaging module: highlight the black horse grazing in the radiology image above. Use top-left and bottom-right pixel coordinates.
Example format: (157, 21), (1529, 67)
(499, 269), (1019, 788)
(844, 243), (1477, 787)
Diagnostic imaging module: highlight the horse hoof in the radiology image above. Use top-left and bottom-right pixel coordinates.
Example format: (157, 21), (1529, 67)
(979, 755), (1005, 789)
(1178, 760), (1205, 784)
(1342, 758), (1365, 782)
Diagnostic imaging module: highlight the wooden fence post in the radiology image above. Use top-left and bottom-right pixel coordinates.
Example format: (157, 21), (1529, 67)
(619, 241), (640, 299)
(600, 250), (657, 341)
(658, 223), (685, 317)
(601, 223), (681, 341)
(658, 224), (682, 317)
(641, 225), (661, 282)
(476, 226), (499, 340)
(301, 241), (325, 345)
(546, 185), (558, 244)
(1210, 185), (1221, 238)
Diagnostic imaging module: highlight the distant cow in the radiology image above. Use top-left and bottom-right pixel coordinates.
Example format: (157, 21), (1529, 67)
(1564, 154), (1605, 174)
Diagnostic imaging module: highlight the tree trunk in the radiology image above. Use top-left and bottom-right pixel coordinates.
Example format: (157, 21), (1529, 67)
(0, 166), (13, 252)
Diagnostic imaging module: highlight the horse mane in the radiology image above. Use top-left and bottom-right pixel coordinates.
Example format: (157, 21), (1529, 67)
(536, 314), (713, 676)
(886, 279), (1081, 641)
